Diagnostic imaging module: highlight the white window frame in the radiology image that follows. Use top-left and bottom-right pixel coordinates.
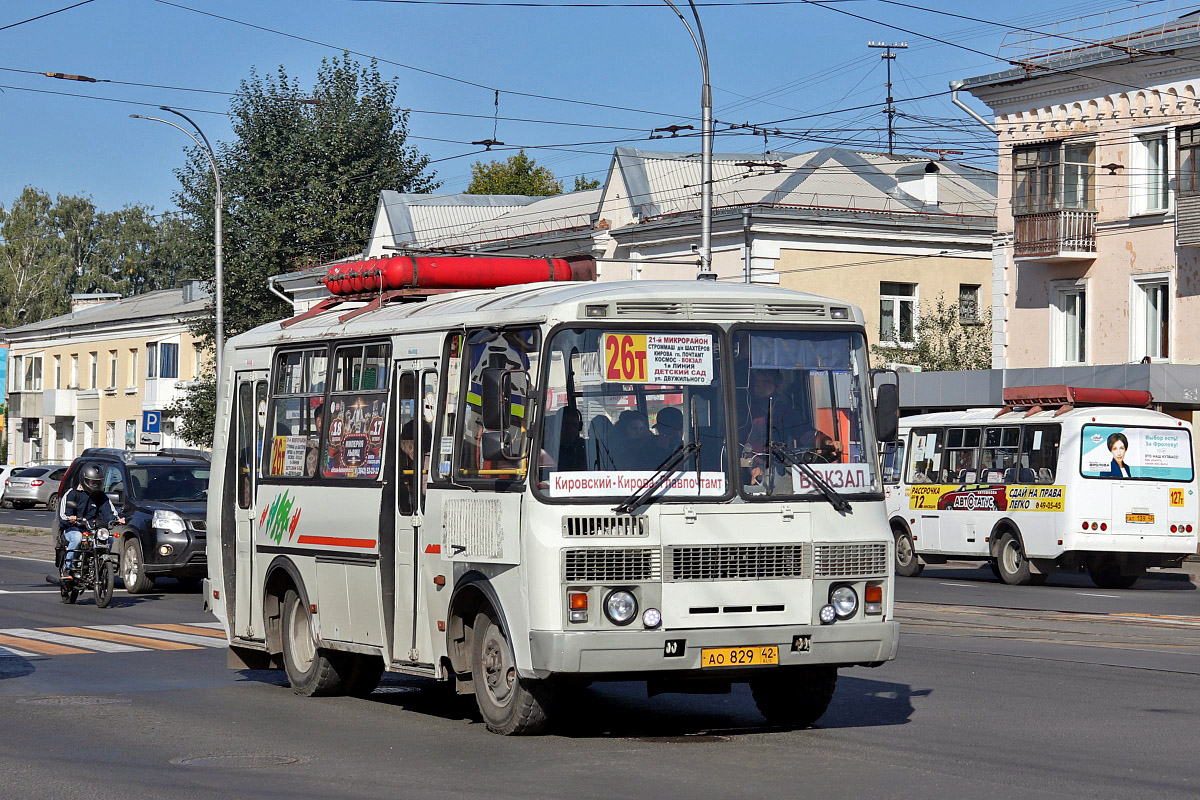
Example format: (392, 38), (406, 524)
(89, 351), (98, 390)
(22, 355), (43, 392)
(128, 349), (139, 390)
(879, 281), (919, 348)
(53, 355), (61, 390)
(10, 355), (21, 392)
(109, 350), (118, 390)
(1050, 279), (1088, 366)
(70, 354), (79, 389)
(1130, 126), (1171, 216)
(1130, 272), (1172, 362)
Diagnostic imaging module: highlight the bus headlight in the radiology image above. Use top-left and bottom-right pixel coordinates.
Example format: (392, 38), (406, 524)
(604, 590), (638, 626)
(829, 585), (858, 619)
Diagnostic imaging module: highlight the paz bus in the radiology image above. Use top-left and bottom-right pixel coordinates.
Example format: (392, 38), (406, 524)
(883, 386), (1198, 589)
(204, 256), (900, 734)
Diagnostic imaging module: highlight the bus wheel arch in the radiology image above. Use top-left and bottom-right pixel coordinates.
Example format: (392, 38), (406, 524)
(446, 573), (509, 685)
(263, 556), (307, 657)
(890, 517), (922, 577)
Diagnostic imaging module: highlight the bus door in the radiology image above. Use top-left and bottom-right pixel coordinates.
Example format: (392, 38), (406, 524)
(233, 371), (268, 639)
(389, 360), (438, 664)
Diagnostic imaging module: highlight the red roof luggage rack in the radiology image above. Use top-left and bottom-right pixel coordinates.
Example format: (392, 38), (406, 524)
(996, 385), (1153, 418)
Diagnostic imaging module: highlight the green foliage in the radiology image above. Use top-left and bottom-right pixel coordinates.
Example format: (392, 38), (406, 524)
(0, 188), (185, 329)
(466, 150), (563, 196)
(573, 175), (602, 191)
(175, 54), (438, 350)
(171, 54), (438, 439)
(165, 377), (218, 449)
(871, 293), (992, 372)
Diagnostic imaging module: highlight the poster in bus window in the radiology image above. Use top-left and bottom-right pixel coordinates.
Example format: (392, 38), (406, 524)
(1079, 425), (1193, 480)
(324, 396), (386, 478)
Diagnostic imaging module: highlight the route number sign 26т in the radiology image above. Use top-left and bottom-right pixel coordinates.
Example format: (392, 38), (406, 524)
(602, 333), (714, 385)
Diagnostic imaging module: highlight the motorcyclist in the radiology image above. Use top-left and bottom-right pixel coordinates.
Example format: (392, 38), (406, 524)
(58, 464), (125, 582)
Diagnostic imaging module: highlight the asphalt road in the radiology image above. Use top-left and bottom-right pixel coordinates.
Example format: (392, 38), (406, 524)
(1, 553), (1198, 800)
(0, 507), (55, 528)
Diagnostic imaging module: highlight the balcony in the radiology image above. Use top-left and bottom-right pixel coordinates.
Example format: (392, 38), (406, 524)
(1013, 209), (1097, 261)
(42, 389), (77, 418)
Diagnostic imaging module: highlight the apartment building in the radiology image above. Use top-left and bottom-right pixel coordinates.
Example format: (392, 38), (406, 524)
(4, 284), (209, 465)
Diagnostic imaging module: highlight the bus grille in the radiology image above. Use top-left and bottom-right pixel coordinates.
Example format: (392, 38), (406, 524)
(667, 544), (809, 582)
(563, 548), (661, 583)
(563, 515), (648, 537)
(813, 543), (888, 577)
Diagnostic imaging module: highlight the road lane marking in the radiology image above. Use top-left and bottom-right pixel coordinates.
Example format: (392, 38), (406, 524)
(49, 626), (200, 651)
(0, 590), (61, 594)
(0, 644), (38, 657)
(3, 628), (145, 653)
(104, 625), (226, 648)
(1077, 592), (1120, 599)
(143, 623), (227, 639)
(938, 582), (974, 587)
(0, 632), (90, 655)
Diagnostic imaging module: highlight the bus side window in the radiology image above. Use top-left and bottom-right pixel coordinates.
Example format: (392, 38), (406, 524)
(456, 327), (540, 484)
(1022, 424), (1061, 483)
(907, 428), (943, 484)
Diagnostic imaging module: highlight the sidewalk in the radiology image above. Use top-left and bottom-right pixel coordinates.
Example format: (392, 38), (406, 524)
(0, 524), (57, 561)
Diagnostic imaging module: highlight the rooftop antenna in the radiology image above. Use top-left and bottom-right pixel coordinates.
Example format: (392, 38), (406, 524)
(868, 41), (908, 155)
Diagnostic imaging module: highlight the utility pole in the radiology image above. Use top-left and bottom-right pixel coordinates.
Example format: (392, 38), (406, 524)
(868, 41), (908, 155)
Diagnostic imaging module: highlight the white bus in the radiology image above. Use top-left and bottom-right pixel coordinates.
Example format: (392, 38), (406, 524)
(205, 266), (900, 734)
(884, 388), (1198, 589)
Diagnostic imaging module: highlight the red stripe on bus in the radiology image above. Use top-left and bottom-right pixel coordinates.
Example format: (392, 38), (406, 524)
(424, 544), (441, 554)
(296, 536), (377, 548)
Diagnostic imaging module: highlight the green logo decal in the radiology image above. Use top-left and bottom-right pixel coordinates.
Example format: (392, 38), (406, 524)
(259, 490), (302, 544)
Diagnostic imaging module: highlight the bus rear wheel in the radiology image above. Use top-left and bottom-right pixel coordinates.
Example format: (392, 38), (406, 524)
(893, 528), (922, 577)
(281, 589), (347, 696)
(995, 532), (1032, 585)
(471, 609), (552, 735)
(751, 666), (838, 728)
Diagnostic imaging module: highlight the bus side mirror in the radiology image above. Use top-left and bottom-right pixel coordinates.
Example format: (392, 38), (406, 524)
(481, 368), (510, 430)
(875, 382), (899, 442)
(481, 431), (511, 462)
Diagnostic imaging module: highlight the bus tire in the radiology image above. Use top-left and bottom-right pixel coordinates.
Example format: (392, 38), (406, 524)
(281, 589), (347, 696)
(893, 527), (922, 577)
(344, 654), (386, 698)
(1087, 557), (1141, 590)
(751, 666), (837, 728)
(996, 532), (1032, 585)
(471, 608), (552, 735)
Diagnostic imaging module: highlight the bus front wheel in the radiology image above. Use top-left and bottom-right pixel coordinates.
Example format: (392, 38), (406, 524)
(470, 609), (552, 735)
(995, 532), (1032, 585)
(751, 666), (838, 728)
(893, 528), (923, 577)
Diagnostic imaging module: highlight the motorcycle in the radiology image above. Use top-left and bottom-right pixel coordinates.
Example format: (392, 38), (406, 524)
(54, 519), (117, 608)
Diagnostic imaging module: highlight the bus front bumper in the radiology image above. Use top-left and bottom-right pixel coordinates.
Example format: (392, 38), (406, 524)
(526, 620), (898, 678)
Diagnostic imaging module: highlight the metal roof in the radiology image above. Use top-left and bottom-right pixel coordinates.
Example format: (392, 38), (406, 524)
(3, 288), (207, 340)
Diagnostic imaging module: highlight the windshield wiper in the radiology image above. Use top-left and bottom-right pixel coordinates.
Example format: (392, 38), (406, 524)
(614, 441), (702, 514)
(768, 442), (851, 513)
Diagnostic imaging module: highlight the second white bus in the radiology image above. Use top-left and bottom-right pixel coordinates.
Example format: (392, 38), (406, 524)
(884, 398), (1197, 588)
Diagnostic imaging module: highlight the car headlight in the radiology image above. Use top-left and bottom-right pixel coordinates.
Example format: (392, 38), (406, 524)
(152, 510), (186, 534)
(829, 585), (859, 620)
(604, 590), (638, 626)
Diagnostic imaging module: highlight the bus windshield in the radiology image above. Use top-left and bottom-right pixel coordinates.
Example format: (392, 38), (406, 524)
(538, 328), (728, 501)
(733, 329), (879, 499)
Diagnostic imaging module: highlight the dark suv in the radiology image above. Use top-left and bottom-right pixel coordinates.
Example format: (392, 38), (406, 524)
(61, 449), (210, 593)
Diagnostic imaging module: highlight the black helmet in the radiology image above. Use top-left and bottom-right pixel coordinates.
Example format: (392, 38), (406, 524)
(80, 464), (104, 494)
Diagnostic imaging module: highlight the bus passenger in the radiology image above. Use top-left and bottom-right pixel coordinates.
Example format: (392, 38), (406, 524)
(587, 416), (615, 470)
(613, 410), (656, 470)
(653, 406), (685, 457)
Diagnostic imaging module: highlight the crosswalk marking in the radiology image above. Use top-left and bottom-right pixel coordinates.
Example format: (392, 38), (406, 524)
(103, 625), (227, 648)
(0, 622), (228, 659)
(3, 628), (145, 653)
(0, 633), (87, 656)
(48, 626), (199, 651)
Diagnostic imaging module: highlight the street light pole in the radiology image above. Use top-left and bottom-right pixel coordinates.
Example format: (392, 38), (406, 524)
(663, 0), (715, 280)
(130, 108), (224, 376)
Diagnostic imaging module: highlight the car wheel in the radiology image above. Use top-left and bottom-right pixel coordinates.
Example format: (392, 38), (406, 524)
(121, 539), (154, 594)
(281, 588), (348, 696)
(471, 608), (553, 734)
(996, 532), (1032, 585)
(893, 527), (923, 577)
(751, 666), (838, 728)
(46, 493), (58, 511)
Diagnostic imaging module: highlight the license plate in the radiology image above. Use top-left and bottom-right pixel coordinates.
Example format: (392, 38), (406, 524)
(1126, 513), (1155, 524)
(700, 645), (779, 668)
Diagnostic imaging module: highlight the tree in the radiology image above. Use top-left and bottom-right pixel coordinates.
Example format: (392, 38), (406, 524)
(573, 175), (602, 191)
(0, 188), (69, 328)
(466, 150), (562, 196)
(171, 54), (439, 446)
(871, 293), (992, 372)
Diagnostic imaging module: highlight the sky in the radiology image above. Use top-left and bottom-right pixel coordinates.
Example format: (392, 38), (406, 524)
(1, 0), (1196, 216)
